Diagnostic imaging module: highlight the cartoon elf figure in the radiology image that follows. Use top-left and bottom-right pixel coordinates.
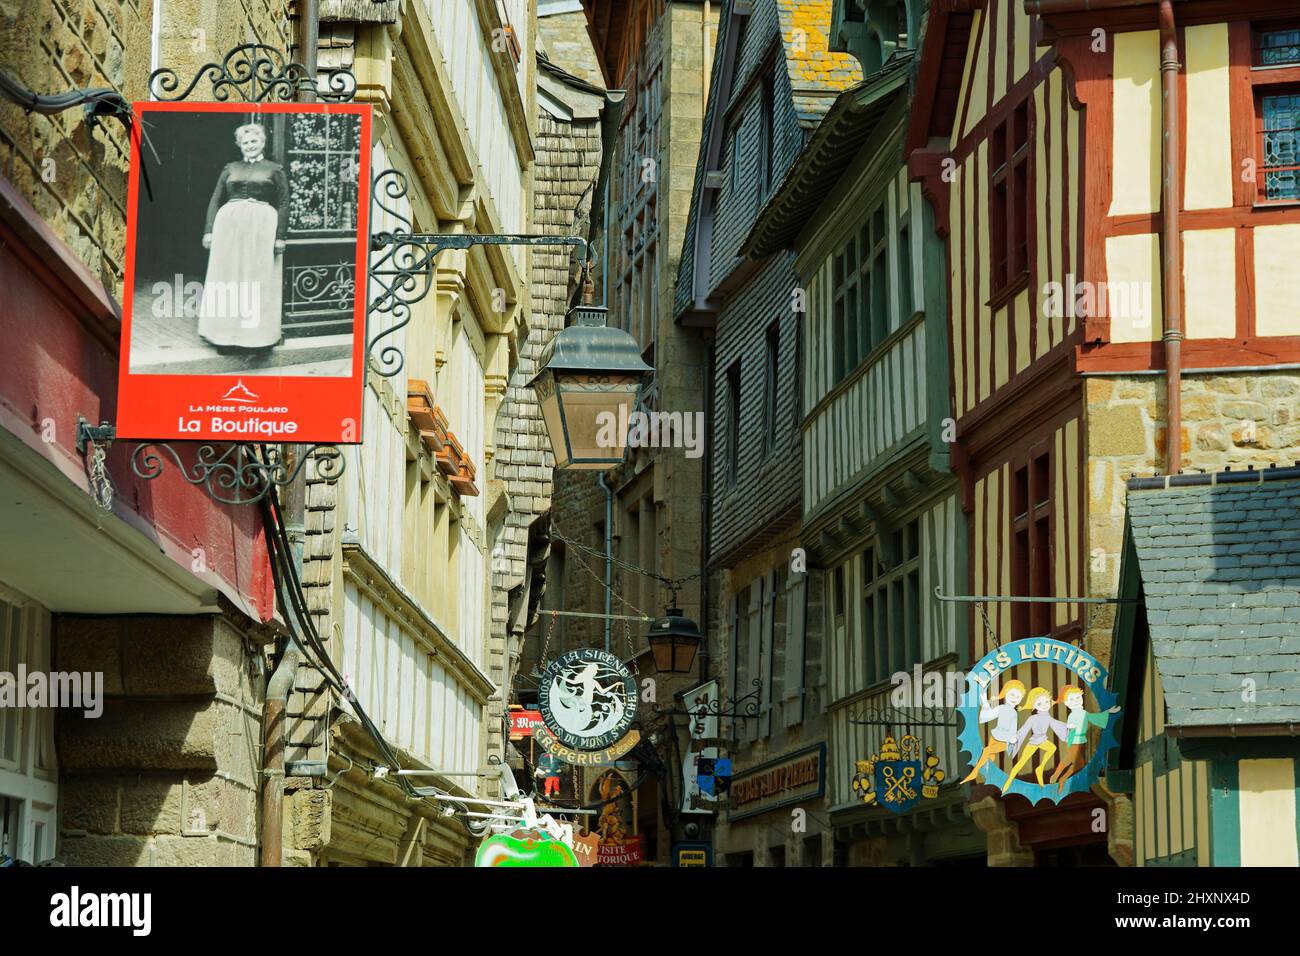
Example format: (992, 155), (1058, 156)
(1001, 686), (1069, 794)
(1050, 685), (1122, 792)
(960, 679), (1027, 784)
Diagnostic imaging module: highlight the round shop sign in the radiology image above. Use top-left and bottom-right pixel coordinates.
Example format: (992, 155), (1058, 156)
(538, 648), (638, 751)
(957, 637), (1121, 806)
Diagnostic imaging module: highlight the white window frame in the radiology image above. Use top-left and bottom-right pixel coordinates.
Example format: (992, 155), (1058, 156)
(0, 584), (59, 865)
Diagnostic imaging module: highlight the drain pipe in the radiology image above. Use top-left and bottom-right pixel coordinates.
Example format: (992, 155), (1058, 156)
(1157, 0), (1183, 476)
(261, 641), (299, 867)
(1024, 0), (1183, 475)
(598, 472), (614, 653)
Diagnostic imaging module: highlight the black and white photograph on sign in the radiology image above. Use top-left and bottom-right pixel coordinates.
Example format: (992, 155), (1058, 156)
(126, 108), (363, 377)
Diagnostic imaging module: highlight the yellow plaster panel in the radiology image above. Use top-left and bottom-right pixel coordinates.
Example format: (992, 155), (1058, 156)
(978, 142), (992, 403)
(1105, 233), (1162, 342)
(1014, 288), (1030, 374)
(1049, 70), (1066, 348)
(1054, 427), (1066, 628)
(1066, 90), (1081, 336)
(1239, 759), (1299, 866)
(1184, 24), (1234, 211)
(1013, 2), (1031, 84)
(975, 474), (989, 656)
(1034, 82), (1051, 360)
(991, 0), (1005, 106)
(951, 179), (966, 415)
(995, 304), (1009, 389)
(1254, 223), (1300, 337)
(961, 9), (989, 139)
(1064, 417), (1078, 615)
(1184, 228), (1237, 339)
(1110, 31), (1162, 217)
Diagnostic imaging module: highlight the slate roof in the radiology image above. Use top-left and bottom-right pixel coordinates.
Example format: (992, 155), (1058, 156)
(674, 0), (865, 320)
(776, 1), (863, 127)
(1120, 467), (1300, 729)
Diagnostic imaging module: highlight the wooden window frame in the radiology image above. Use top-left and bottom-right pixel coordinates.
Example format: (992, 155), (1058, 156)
(989, 99), (1032, 302)
(1248, 23), (1300, 206)
(861, 205), (890, 352)
(862, 519), (922, 686)
(1010, 446), (1054, 641)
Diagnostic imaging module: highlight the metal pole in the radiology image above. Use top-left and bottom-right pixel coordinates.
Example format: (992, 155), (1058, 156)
(598, 472), (614, 652)
(934, 588), (1133, 605)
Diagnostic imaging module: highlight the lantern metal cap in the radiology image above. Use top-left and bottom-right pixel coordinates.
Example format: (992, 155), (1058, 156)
(529, 307), (653, 385)
(649, 608), (702, 637)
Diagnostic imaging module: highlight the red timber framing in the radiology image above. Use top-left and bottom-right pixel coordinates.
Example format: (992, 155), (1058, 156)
(1039, 3), (1300, 372)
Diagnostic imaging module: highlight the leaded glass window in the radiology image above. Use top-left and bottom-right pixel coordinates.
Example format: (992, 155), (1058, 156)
(1262, 93), (1300, 201)
(1258, 28), (1300, 67)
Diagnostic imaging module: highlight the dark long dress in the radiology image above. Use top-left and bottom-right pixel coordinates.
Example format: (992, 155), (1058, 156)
(198, 159), (289, 348)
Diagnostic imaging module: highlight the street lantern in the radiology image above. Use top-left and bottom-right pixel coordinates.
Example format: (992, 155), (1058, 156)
(646, 607), (702, 675)
(529, 303), (652, 469)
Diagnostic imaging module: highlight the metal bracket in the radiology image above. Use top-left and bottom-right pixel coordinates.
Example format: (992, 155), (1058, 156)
(75, 419), (115, 456)
(131, 443), (344, 507)
(366, 168), (592, 377)
(148, 43), (357, 103)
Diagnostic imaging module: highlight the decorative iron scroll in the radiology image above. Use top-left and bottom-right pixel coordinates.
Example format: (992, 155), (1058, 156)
(366, 168), (592, 377)
(131, 443), (344, 506)
(148, 43), (357, 104)
(846, 704), (958, 729)
(657, 680), (764, 722)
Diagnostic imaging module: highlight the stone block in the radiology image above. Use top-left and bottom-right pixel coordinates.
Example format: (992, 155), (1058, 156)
(60, 776), (121, 834)
(1090, 403), (1148, 456)
(53, 617), (125, 695)
(57, 699), (220, 772)
(59, 834), (151, 867)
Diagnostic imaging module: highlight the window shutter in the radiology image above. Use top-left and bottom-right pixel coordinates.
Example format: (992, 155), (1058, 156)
(759, 570), (775, 739)
(783, 572), (807, 727)
(745, 579), (763, 744)
(729, 592), (740, 736)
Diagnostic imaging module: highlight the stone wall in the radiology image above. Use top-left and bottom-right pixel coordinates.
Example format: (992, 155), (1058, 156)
(494, 89), (603, 702)
(538, 9), (603, 86)
(0, 0), (288, 295)
(1085, 371), (1300, 656)
(53, 612), (267, 866)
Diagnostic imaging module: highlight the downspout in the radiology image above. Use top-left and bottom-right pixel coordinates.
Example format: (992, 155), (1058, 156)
(261, 641), (299, 867)
(1023, 0), (1183, 475)
(258, 0), (318, 869)
(1158, 0), (1183, 476)
(598, 472), (614, 653)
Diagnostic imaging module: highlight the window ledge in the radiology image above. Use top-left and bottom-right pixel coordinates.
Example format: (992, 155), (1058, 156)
(987, 271), (1031, 312)
(1253, 199), (1300, 210)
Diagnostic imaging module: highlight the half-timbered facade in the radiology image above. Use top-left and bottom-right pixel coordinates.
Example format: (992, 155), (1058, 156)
(675, 0), (863, 867)
(281, 0), (538, 866)
(746, 2), (978, 866)
(909, 0), (1300, 864)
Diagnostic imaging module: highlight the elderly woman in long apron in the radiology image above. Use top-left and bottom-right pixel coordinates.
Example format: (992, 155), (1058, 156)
(199, 123), (288, 353)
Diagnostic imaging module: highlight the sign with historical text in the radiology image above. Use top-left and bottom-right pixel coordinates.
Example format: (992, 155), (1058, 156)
(727, 743), (826, 821)
(537, 648), (638, 751)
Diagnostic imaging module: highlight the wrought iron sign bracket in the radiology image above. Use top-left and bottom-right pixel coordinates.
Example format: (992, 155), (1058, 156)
(366, 168), (592, 377)
(846, 705), (958, 729)
(655, 680), (765, 725)
(122, 44), (358, 506)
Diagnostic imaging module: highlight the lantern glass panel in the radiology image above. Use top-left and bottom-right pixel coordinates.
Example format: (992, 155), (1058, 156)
(556, 373), (642, 468)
